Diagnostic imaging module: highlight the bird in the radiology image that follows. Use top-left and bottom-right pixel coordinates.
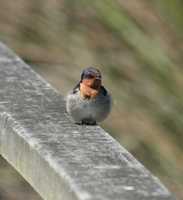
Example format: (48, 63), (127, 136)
(66, 67), (112, 125)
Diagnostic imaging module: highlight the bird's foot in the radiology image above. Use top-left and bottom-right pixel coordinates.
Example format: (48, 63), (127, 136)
(76, 119), (97, 126)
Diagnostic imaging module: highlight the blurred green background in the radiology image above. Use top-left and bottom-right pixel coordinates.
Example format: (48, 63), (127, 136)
(0, 0), (183, 199)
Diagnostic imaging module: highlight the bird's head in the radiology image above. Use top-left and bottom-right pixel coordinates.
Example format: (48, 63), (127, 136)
(80, 67), (102, 99)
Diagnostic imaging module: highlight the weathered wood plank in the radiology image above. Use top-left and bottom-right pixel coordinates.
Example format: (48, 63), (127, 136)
(0, 43), (175, 200)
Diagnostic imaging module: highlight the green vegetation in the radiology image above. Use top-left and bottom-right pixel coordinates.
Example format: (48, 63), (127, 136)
(0, 0), (183, 199)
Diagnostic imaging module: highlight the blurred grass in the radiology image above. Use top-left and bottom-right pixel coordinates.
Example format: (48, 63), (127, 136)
(0, 0), (183, 199)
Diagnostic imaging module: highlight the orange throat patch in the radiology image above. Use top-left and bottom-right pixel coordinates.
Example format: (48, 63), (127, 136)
(80, 83), (99, 99)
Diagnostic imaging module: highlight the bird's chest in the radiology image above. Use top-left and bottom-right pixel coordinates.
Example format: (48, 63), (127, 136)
(77, 95), (99, 112)
(73, 93), (101, 116)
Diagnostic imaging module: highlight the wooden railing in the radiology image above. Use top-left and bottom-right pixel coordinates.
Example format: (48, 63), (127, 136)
(0, 43), (175, 200)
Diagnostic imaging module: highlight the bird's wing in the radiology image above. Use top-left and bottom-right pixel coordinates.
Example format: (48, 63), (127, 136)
(100, 86), (108, 96)
(72, 82), (80, 94)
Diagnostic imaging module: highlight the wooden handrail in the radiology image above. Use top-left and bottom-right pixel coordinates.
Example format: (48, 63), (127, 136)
(0, 43), (175, 200)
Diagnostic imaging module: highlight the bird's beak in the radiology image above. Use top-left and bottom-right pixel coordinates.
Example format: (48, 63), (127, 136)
(93, 78), (101, 90)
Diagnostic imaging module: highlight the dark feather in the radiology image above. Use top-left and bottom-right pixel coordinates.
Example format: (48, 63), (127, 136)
(101, 86), (108, 96)
(72, 82), (80, 94)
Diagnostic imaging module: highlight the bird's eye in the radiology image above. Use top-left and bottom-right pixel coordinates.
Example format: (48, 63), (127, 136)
(97, 75), (101, 79)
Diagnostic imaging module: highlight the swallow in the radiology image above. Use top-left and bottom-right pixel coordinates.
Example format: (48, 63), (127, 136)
(66, 67), (112, 125)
